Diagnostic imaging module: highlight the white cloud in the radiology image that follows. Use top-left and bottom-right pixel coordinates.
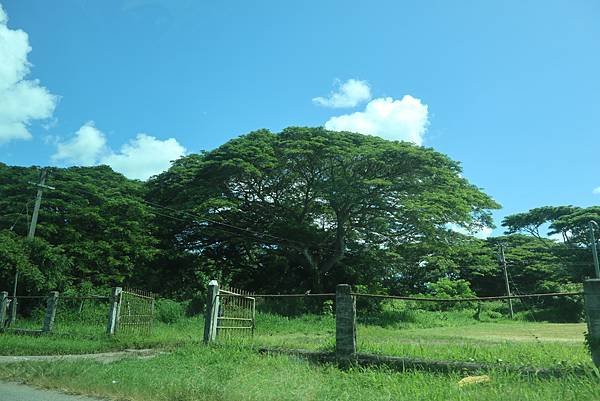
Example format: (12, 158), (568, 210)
(313, 79), (371, 108)
(593, 187), (600, 195)
(324, 95), (429, 145)
(0, 4), (57, 144)
(52, 122), (186, 180)
(100, 133), (186, 180)
(52, 122), (107, 165)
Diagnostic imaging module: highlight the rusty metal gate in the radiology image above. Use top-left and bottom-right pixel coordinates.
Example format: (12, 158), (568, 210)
(118, 288), (155, 335)
(217, 286), (255, 338)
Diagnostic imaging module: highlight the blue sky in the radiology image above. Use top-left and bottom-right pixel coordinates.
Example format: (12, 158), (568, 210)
(0, 0), (599, 236)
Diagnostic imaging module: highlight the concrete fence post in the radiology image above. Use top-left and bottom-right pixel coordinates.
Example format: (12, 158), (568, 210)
(0, 291), (8, 330)
(106, 287), (123, 335)
(203, 280), (219, 343)
(335, 284), (356, 359)
(9, 295), (17, 325)
(584, 279), (600, 367)
(42, 291), (59, 333)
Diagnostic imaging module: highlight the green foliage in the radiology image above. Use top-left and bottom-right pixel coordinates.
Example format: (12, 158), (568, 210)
(415, 278), (477, 312)
(147, 127), (499, 294)
(0, 138), (593, 328)
(321, 300), (333, 316)
(155, 299), (185, 324)
(428, 277), (475, 298)
(0, 230), (71, 294)
(0, 164), (157, 291)
(502, 206), (578, 240)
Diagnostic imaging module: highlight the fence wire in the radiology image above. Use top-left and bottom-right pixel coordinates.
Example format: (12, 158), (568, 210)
(352, 290), (588, 369)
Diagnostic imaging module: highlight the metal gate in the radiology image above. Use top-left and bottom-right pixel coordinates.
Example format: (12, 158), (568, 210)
(118, 288), (155, 335)
(217, 286), (255, 338)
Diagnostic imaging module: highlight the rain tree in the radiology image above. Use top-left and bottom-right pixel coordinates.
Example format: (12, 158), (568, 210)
(149, 127), (500, 292)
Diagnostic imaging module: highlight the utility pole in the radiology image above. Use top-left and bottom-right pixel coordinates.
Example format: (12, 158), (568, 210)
(499, 244), (514, 319)
(589, 221), (600, 279)
(10, 169), (54, 324)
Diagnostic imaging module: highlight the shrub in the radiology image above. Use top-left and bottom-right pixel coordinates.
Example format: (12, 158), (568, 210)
(354, 284), (386, 314)
(420, 278), (477, 311)
(185, 293), (206, 316)
(155, 299), (185, 324)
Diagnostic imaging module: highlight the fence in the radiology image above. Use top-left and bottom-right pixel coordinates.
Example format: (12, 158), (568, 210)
(2, 287), (154, 337)
(204, 280), (600, 373)
(1, 291), (60, 334)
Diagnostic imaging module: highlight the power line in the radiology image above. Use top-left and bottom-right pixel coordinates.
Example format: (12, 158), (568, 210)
(52, 185), (332, 252)
(8, 200), (32, 231)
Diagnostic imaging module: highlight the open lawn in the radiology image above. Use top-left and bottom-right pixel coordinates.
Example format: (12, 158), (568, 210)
(1, 312), (598, 401)
(1, 344), (599, 401)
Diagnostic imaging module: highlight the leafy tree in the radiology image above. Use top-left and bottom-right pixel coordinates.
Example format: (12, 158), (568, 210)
(0, 164), (157, 290)
(148, 127), (499, 292)
(502, 205), (600, 280)
(549, 206), (600, 247)
(0, 230), (71, 294)
(502, 206), (578, 242)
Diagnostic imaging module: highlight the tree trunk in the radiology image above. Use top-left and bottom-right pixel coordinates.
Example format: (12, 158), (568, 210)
(301, 211), (348, 292)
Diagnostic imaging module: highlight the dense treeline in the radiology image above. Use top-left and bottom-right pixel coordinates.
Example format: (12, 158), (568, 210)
(1, 128), (598, 318)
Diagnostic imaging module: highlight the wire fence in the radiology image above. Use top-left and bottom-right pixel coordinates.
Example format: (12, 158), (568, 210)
(4, 294), (111, 335)
(54, 295), (111, 335)
(227, 286), (591, 371)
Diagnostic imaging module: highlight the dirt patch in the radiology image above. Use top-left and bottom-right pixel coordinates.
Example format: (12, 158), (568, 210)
(0, 349), (162, 365)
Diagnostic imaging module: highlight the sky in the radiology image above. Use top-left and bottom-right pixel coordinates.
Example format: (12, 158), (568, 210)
(0, 0), (599, 237)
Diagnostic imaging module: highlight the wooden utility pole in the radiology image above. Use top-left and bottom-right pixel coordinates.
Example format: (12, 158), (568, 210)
(589, 221), (600, 279)
(27, 169), (49, 239)
(499, 244), (514, 319)
(10, 169), (54, 324)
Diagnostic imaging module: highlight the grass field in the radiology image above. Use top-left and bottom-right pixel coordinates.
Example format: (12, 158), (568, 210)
(1, 311), (598, 401)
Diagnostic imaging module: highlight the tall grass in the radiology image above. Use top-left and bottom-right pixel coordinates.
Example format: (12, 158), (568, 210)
(1, 344), (599, 401)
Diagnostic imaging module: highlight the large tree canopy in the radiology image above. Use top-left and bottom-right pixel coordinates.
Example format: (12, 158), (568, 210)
(0, 163), (157, 289)
(502, 205), (600, 247)
(148, 127), (500, 291)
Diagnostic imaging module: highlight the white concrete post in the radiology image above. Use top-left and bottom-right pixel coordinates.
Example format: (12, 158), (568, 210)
(0, 291), (8, 330)
(107, 287), (123, 335)
(203, 280), (220, 343)
(42, 291), (59, 333)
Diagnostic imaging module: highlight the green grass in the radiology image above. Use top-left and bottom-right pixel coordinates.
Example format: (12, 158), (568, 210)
(357, 322), (590, 367)
(1, 309), (598, 401)
(0, 317), (204, 355)
(1, 344), (599, 401)
(1, 311), (592, 368)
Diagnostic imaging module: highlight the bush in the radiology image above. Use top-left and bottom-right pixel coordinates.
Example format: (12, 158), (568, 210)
(354, 284), (386, 314)
(155, 299), (185, 324)
(532, 281), (584, 323)
(185, 293), (206, 316)
(420, 278), (477, 311)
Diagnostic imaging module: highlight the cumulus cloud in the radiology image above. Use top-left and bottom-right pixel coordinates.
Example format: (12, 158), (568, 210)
(0, 4), (57, 144)
(52, 122), (186, 180)
(52, 122), (107, 165)
(593, 187), (600, 195)
(324, 96), (429, 145)
(313, 79), (371, 108)
(101, 134), (186, 180)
